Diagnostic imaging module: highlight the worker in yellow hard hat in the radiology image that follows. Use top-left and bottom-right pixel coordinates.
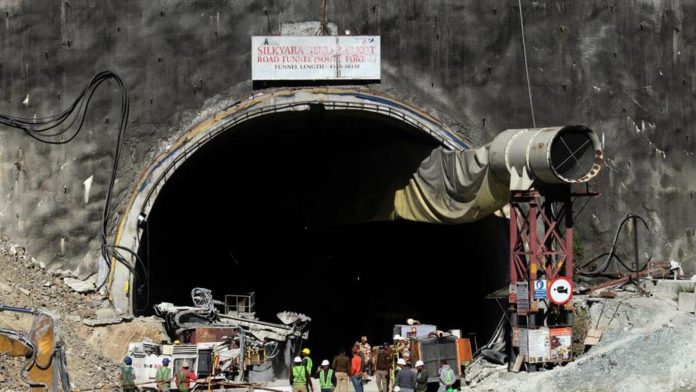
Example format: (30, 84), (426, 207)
(301, 348), (313, 377)
(173, 339), (181, 345)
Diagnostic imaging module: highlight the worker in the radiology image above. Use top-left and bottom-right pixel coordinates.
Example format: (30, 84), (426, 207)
(301, 348), (314, 376)
(359, 336), (372, 376)
(374, 344), (390, 392)
(415, 360), (428, 392)
(437, 360), (455, 392)
(350, 345), (364, 392)
(290, 356), (313, 392)
(332, 348), (351, 392)
(155, 357), (172, 391)
(175, 361), (197, 392)
(316, 359), (336, 392)
(394, 358), (416, 392)
(120, 356), (136, 392)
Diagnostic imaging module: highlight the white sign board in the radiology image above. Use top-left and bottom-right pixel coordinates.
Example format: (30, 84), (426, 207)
(251, 36), (380, 81)
(516, 282), (529, 315)
(549, 277), (573, 305)
(527, 328), (550, 363)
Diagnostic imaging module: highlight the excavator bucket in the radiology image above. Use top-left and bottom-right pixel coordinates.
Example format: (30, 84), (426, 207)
(0, 308), (70, 392)
(0, 327), (34, 357)
(26, 312), (60, 391)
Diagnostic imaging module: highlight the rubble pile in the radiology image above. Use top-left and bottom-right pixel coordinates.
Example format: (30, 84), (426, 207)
(465, 291), (696, 391)
(0, 235), (121, 390)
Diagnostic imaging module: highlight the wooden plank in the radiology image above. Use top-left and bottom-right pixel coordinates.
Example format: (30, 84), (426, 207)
(584, 328), (603, 346)
(511, 354), (524, 373)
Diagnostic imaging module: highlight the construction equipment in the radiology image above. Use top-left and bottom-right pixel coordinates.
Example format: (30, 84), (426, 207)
(129, 338), (244, 391)
(0, 305), (71, 391)
(143, 289), (310, 387)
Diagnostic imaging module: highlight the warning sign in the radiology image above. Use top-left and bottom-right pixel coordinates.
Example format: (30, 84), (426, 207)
(549, 327), (573, 362)
(548, 277), (573, 305)
(533, 278), (547, 299)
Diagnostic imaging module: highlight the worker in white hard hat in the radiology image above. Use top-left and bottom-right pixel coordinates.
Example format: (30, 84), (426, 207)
(394, 358), (416, 392)
(415, 360), (428, 392)
(316, 359), (336, 392)
(290, 356), (313, 392)
(175, 361), (197, 392)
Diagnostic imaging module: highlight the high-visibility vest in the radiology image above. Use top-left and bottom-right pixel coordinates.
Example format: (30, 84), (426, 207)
(303, 356), (313, 375)
(156, 366), (171, 390)
(293, 365), (307, 385)
(120, 365), (135, 386)
(443, 368), (453, 384)
(319, 369), (334, 389)
(178, 369), (193, 392)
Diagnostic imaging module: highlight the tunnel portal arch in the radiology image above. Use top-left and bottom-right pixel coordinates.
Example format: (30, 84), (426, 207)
(109, 87), (471, 313)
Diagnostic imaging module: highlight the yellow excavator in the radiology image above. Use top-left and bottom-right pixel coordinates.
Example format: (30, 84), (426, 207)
(0, 305), (71, 391)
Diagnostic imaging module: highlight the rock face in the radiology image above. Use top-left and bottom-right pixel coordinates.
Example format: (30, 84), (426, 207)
(0, 0), (693, 280)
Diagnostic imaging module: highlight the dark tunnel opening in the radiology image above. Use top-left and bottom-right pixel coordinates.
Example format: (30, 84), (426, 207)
(135, 108), (509, 368)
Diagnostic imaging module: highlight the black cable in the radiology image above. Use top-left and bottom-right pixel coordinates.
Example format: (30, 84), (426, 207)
(0, 71), (139, 293)
(576, 214), (652, 276)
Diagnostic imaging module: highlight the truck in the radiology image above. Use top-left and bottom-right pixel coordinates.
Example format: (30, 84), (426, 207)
(395, 324), (473, 383)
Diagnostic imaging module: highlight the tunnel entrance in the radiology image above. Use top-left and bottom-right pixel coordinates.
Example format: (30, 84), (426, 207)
(134, 107), (508, 366)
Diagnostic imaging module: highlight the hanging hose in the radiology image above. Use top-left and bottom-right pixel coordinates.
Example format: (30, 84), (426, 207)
(576, 214), (653, 276)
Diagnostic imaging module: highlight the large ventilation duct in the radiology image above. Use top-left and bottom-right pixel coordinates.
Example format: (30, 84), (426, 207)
(393, 125), (603, 224)
(489, 126), (603, 188)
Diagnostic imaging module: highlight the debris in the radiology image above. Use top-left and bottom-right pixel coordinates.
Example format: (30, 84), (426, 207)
(600, 291), (616, 298)
(82, 316), (129, 327)
(588, 277), (629, 292)
(0, 235), (122, 390)
(63, 276), (97, 293)
(481, 348), (508, 365)
(677, 292), (696, 313)
(82, 308), (134, 326)
(0, 281), (12, 294)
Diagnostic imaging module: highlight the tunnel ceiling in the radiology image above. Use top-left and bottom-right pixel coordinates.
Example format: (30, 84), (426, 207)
(138, 109), (509, 360)
(155, 108), (443, 228)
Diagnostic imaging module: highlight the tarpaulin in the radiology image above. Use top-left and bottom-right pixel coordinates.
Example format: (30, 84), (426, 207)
(393, 145), (510, 224)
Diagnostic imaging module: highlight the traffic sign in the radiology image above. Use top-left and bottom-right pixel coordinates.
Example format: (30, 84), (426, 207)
(548, 277), (573, 305)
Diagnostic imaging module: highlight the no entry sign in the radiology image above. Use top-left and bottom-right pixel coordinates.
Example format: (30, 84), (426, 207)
(548, 277), (573, 305)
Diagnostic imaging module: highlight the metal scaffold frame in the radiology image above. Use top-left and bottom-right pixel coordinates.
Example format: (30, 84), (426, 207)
(507, 188), (583, 370)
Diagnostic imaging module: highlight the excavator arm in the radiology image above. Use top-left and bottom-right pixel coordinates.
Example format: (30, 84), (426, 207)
(0, 305), (71, 392)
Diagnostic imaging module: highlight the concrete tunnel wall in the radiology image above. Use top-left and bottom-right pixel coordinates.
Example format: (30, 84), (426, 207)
(0, 0), (695, 302)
